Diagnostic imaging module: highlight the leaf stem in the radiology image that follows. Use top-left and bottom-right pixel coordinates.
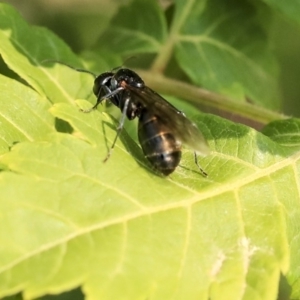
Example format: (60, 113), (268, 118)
(150, 0), (201, 73)
(136, 70), (288, 127)
(150, 39), (175, 73)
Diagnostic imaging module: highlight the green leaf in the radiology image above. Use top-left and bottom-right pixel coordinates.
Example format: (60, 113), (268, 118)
(173, 0), (279, 109)
(95, 0), (280, 110)
(262, 118), (300, 151)
(0, 99), (296, 299)
(93, 0), (167, 55)
(0, 74), (54, 155)
(0, 3), (299, 300)
(0, 4), (92, 104)
(261, 0), (300, 25)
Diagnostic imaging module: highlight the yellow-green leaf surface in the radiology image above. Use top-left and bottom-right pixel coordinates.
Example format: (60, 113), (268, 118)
(0, 4), (91, 105)
(0, 99), (299, 299)
(0, 74), (54, 155)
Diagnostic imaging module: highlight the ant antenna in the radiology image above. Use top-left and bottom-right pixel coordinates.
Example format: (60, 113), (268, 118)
(111, 56), (137, 72)
(193, 151), (208, 177)
(41, 59), (97, 78)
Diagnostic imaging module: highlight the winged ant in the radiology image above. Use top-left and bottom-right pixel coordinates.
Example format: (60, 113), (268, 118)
(43, 60), (210, 176)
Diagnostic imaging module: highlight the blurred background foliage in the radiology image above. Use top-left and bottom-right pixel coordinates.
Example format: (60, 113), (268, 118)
(2, 0), (300, 117)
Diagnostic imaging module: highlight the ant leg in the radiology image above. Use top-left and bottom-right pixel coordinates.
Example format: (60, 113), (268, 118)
(103, 97), (130, 163)
(81, 86), (124, 113)
(194, 151), (208, 177)
(80, 85), (111, 113)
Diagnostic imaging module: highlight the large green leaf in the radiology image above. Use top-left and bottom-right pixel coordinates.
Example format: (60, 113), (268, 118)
(0, 3), (300, 300)
(0, 100), (297, 300)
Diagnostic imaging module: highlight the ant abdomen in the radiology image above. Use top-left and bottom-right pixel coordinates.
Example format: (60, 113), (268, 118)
(138, 109), (182, 175)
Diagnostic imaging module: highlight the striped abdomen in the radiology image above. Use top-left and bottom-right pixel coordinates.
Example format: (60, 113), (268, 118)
(138, 110), (182, 175)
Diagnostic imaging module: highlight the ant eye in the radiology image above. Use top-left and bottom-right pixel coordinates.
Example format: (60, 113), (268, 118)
(93, 81), (100, 96)
(93, 72), (113, 96)
(111, 78), (118, 89)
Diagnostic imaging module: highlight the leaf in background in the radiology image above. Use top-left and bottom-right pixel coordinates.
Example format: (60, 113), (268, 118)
(93, 0), (167, 55)
(95, 0), (280, 110)
(173, 0), (280, 109)
(0, 3), (92, 104)
(0, 74), (54, 155)
(260, 0), (300, 26)
(262, 118), (300, 151)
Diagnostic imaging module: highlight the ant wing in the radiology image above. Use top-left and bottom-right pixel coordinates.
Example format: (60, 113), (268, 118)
(126, 85), (210, 155)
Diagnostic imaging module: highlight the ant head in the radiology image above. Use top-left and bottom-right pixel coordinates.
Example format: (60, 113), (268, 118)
(93, 72), (114, 97)
(113, 68), (144, 88)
